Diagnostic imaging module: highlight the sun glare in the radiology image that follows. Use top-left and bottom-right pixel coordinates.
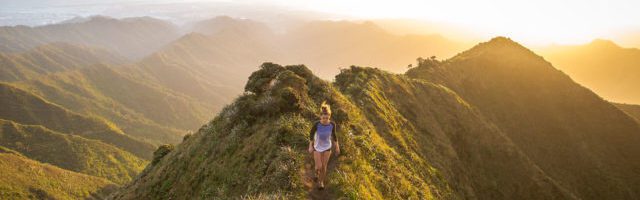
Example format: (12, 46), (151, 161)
(279, 0), (640, 45)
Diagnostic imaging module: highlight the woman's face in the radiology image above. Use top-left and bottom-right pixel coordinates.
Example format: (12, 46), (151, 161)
(320, 113), (330, 122)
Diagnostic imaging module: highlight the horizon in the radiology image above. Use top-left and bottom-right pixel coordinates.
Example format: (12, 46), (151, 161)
(2, 0), (639, 48)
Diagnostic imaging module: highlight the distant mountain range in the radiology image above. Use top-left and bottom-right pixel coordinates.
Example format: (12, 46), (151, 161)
(539, 39), (640, 104)
(0, 15), (639, 199)
(0, 16), (181, 59)
(0, 43), (126, 81)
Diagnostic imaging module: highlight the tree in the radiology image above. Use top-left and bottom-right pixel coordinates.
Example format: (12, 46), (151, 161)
(416, 56), (441, 68)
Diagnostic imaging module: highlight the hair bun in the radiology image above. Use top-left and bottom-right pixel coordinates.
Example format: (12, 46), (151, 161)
(320, 101), (331, 115)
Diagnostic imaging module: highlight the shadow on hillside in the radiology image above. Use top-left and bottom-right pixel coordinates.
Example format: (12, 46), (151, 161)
(86, 184), (119, 200)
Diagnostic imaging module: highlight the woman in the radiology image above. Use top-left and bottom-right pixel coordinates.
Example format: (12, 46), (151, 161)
(308, 102), (340, 190)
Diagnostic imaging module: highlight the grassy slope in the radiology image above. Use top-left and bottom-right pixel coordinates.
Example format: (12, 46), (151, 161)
(0, 119), (147, 184)
(12, 64), (212, 145)
(0, 146), (117, 200)
(112, 63), (573, 199)
(1, 41), (206, 145)
(407, 37), (640, 199)
(335, 67), (572, 199)
(0, 82), (155, 159)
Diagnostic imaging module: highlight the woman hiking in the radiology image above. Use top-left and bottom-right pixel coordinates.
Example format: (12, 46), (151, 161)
(308, 102), (340, 190)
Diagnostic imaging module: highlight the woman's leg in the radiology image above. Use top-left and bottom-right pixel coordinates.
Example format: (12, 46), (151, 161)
(313, 151), (322, 182)
(320, 150), (332, 186)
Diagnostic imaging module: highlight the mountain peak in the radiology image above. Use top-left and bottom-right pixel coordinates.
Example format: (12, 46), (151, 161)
(450, 36), (540, 62)
(587, 39), (620, 49)
(479, 36), (529, 51)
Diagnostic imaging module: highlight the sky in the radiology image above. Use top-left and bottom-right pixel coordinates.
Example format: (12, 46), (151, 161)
(2, 0), (639, 46)
(262, 0), (640, 45)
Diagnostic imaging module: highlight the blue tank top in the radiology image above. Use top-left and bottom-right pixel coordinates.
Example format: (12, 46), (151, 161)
(309, 121), (337, 152)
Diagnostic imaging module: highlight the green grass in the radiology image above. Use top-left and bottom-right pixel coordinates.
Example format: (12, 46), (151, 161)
(110, 37), (640, 199)
(0, 119), (147, 184)
(0, 146), (117, 200)
(0, 82), (155, 159)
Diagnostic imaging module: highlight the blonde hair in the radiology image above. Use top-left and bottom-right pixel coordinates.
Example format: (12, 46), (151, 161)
(320, 101), (331, 115)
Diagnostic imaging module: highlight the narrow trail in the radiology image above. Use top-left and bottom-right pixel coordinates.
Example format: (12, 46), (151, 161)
(303, 152), (339, 200)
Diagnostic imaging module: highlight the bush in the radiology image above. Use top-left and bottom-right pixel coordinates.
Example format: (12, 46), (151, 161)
(182, 132), (192, 142)
(151, 144), (175, 165)
(245, 63), (285, 94)
(285, 64), (314, 81)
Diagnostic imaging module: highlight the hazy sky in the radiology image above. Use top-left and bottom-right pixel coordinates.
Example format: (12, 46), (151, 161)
(2, 0), (639, 45)
(263, 0), (640, 45)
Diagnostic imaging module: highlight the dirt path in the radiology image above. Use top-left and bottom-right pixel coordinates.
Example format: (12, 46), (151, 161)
(303, 152), (338, 200)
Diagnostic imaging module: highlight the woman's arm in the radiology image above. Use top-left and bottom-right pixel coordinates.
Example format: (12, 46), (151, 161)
(332, 122), (340, 155)
(308, 122), (317, 153)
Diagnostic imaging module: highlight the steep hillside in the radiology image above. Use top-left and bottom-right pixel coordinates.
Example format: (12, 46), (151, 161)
(0, 83), (155, 159)
(0, 119), (146, 184)
(125, 28), (281, 110)
(0, 42), (127, 81)
(111, 63), (577, 199)
(0, 16), (180, 59)
(539, 39), (640, 104)
(0, 146), (117, 200)
(407, 37), (640, 199)
(615, 103), (640, 123)
(134, 30), (277, 100)
(13, 64), (211, 144)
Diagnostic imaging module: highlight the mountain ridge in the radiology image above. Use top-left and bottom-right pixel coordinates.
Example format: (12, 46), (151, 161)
(112, 37), (640, 199)
(0, 119), (147, 184)
(0, 145), (117, 199)
(0, 82), (155, 159)
(408, 36), (640, 199)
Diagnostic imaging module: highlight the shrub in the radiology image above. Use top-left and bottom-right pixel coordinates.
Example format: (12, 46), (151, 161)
(245, 63), (285, 94)
(151, 144), (175, 165)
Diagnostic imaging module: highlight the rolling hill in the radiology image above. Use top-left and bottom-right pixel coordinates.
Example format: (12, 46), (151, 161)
(12, 63), (212, 145)
(0, 146), (117, 200)
(0, 42), (127, 82)
(0, 82), (155, 159)
(0, 119), (147, 184)
(0, 40), (214, 146)
(0, 15), (180, 59)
